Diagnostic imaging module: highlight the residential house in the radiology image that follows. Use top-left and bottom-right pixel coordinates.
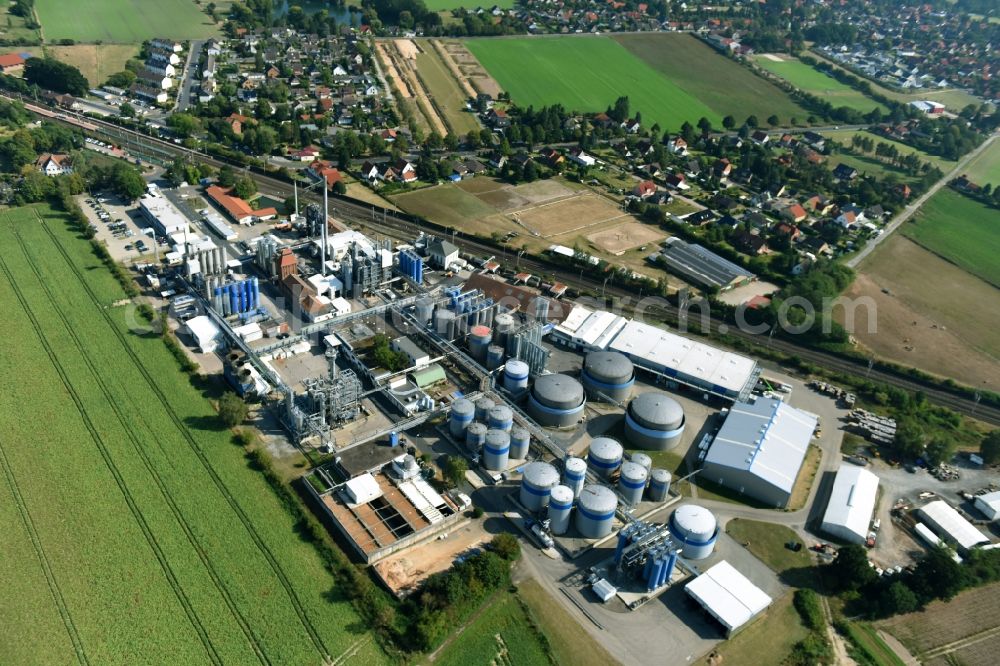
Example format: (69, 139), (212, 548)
(540, 146), (565, 168)
(802, 131), (826, 150)
(780, 203), (808, 223)
(732, 230), (769, 256)
(833, 163), (859, 181)
(35, 153), (72, 176)
(291, 145), (321, 162)
(774, 222), (801, 242)
(568, 147), (596, 167)
(0, 52), (26, 76)
(668, 136), (688, 155)
(633, 180), (657, 199)
(751, 130), (770, 146)
(665, 173), (689, 190)
(713, 158), (732, 179)
(206, 185), (278, 225)
(307, 160), (343, 189)
(136, 69), (172, 90)
(427, 238), (459, 269)
(486, 108), (510, 128)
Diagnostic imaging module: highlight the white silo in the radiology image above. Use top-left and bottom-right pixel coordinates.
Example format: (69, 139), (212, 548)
(527, 374), (586, 427)
(631, 452), (653, 474)
(618, 461), (648, 506)
(468, 324), (492, 361)
(575, 484), (618, 539)
(488, 405), (514, 432)
(509, 427), (530, 459)
(648, 468), (671, 502)
(474, 397), (495, 422)
(587, 437), (623, 479)
(625, 392), (686, 450)
(449, 398), (475, 438)
(483, 429), (510, 471)
(563, 456), (587, 498)
(520, 461), (560, 512)
(503, 359), (530, 392)
(465, 422), (488, 452)
(669, 504), (719, 560)
(548, 485), (574, 535)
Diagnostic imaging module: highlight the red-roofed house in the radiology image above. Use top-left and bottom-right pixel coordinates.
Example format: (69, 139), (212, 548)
(291, 145), (321, 162)
(35, 153), (72, 176)
(0, 52), (26, 76)
(780, 203), (808, 223)
(206, 185), (278, 225)
(633, 180), (657, 198)
(307, 160), (343, 189)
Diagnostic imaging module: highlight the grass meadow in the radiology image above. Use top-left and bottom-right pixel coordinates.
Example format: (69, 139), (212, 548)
(753, 55), (885, 113)
(903, 188), (1000, 287)
(0, 205), (383, 665)
(434, 592), (552, 666)
(36, 0), (220, 42)
(963, 138), (1000, 185)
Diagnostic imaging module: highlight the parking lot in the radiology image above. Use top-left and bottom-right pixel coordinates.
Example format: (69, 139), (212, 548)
(79, 193), (163, 264)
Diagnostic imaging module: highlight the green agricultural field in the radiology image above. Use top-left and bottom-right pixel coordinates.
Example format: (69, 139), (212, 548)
(614, 34), (809, 126)
(963, 138), (1000, 185)
(823, 129), (957, 172)
(902, 188), (1000, 287)
(466, 36), (720, 130)
(0, 205), (383, 665)
(753, 55), (885, 113)
(434, 592), (552, 666)
(35, 0), (221, 43)
(415, 49), (480, 135)
(425, 0), (515, 9)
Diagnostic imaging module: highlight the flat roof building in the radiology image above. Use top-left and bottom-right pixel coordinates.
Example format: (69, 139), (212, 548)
(549, 305), (628, 351)
(183, 315), (221, 354)
(607, 320), (759, 401)
(975, 491), (1000, 521)
(391, 336), (430, 368)
(919, 500), (990, 553)
(820, 463), (879, 544)
(685, 560), (772, 636)
(139, 191), (190, 236)
(652, 238), (755, 292)
(702, 397), (817, 507)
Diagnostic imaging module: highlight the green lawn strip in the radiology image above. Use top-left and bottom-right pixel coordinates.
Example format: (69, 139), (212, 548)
(725, 518), (811, 575)
(901, 188), (1000, 287)
(614, 33), (809, 125)
(823, 129), (957, 172)
(838, 620), (907, 666)
(466, 36), (719, 130)
(414, 49), (480, 135)
(434, 592), (552, 666)
(425, 0), (514, 9)
(963, 139), (1000, 184)
(753, 56), (885, 113)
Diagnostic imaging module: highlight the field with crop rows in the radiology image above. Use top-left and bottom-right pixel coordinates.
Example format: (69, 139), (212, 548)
(753, 54), (885, 113)
(36, 0), (220, 42)
(902, 188), (1000, 287)
(0, 205), (383, 665)
(434, 592), (551, 666)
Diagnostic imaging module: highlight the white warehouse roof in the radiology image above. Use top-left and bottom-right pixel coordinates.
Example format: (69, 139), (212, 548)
(140, 192), (190, 235)
(184, 315), (221, 353)
(974, 491), (1000, 521)
(608, 320), (758, 399)
(551, 305), (628, 350)
(685, 560), (772, 634)
(705, 398), (817, 495)
(821, 463), (879, 544)
(919, 500), (990, 552)
(344, 473), (382, 506)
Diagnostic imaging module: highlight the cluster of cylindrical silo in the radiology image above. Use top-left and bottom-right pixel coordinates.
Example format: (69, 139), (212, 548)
(625, 392), (686, 450)
(643, 548), (678, 592)
(433, 309), (457, 339)
(527, 374), (586, 427)
(449, 398), (475, 438)
(587, 437), (623, 479)
(563, 456), (587, 498)
(519, 461), (560, 512)
(575, 484), (618, 539)
(483, 429), (510, 471)
(509, 426), (530, 459)
(414, 297), (435, 326)
(669, 504), (718, 560)
(618, 461), (649, 506)
(581, 351), (635, 403)
(502, 359), (530, 392)
(213, 278), (259, 317)
(547, 485), (574, 535)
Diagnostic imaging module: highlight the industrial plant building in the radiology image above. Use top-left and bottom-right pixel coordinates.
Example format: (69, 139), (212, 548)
(140, 188), (190, 236)
(651, 238), (756, 292)
(685, 561), (772, 636)
(919, 500), (990, 553)
(701, 398), (817, 508)
(820, 463), (880, 544)
(550, 305), (628, 351)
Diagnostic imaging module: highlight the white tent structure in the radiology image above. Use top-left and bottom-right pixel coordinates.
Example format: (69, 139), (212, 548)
(820, 463), (879, 544)
(685, 560), (772, 636)
(184, 315), (221, 354)
(919, 500), (990, 553)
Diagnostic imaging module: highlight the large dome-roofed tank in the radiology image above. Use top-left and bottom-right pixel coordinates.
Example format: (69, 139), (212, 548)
(587, 437), (623, 479)
(449, 398), (475, 438)
(527, 374), (585, 427)
(669, 504), (718, 560)
(625, 392), (686, 450)
(520, 461), (560, 512)
(576, 484), (618, 539)
(582, 351), (635, 403)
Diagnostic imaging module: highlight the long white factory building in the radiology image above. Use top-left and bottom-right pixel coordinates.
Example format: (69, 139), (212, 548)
(549, 306), (759, 401)
(820, 463), (879, 544)
(919, 500), (990, 553)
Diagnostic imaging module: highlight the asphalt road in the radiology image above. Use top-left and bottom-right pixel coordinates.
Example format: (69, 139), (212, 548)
(175, 40), (205, 112)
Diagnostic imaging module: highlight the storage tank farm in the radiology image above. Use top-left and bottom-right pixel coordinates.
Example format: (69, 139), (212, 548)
(483, 429), (510, 471)
(527, 374), (586, 427)
(576, 484), (618, 539)
(618, 461), (649, 505)
(563, 456), (587, 498)
(465, 422), (488, 452)
(509, 426), (530, 459)
(520, 461), (560, 512)
(449, 398), (475, 438)
(547, 485), (574, 535)
(502, 359), (530, 392)
(581, 351), (635, 403)
(488, 405), (513, 432)
(587, 437), (624, 479)
(474, 397), (495, 422)
(468, 325), (492, 361)
(669, 504), (719, 560)
(625, 392), (686, 450)
(648, 469), (672, 502)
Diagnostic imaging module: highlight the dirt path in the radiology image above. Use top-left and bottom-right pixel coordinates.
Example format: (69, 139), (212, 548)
(821, 596), (858, 666)
(391, 40), (448, 137)
(877, 630), (920, 666)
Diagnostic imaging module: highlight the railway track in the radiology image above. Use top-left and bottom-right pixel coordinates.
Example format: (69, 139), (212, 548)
(13, 94), (998, 425)
(10, 214), (272, 666)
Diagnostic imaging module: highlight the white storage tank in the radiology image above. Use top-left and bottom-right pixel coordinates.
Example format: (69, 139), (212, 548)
(520, 461), (560, 512)
(474, 397), (495, 422)
(631, 452), (652, 474)
(527, 374), (585, 427)
(618, 461), (648, 506)
(488, 404), (514, 432)
(587, 437), (623, 479)
(434, 309), (456, 339)
(625, 392), (686, 450)
(509, 427), (530, 459)
(581, 351), (635, 403)
(548, 485), (574, 535)
(669, 504), (718, 560)
(648, 468), (671, 502)
(503, 359), (530, 392)
(483, 429), (510, 471)
(449, 398), (475, 438)
(465, 422), (488, 452)
(576, 484), (618, 539)
(563, 456), (587, 498)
